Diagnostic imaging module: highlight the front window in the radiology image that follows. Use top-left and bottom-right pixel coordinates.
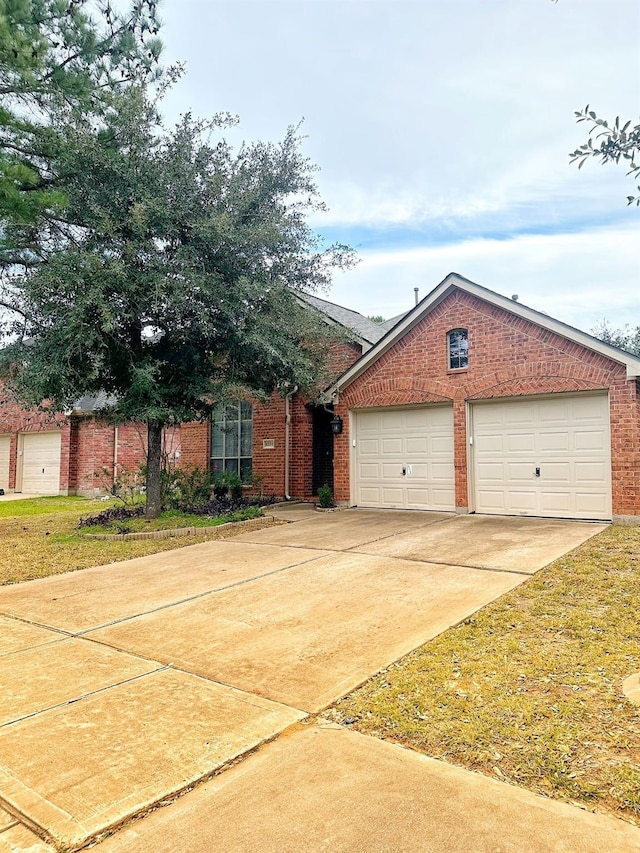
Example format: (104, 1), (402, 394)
(448, 328), (468, 370)
(211, 402), (253, 482)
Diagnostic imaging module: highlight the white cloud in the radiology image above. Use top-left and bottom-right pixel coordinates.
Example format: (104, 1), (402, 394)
(327, 223), (640, 332)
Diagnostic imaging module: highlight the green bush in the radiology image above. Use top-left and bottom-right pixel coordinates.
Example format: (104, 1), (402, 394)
(162, 466), (212, 511)
(317, 483), (334, 508)
(213, 470), (243, 499)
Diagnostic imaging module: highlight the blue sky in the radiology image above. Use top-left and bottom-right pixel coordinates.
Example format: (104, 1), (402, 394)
(157, 0), (639, 332)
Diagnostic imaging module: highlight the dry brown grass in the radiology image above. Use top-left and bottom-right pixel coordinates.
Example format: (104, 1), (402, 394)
(0, 497), (279, 585)
(327, 524), (640, 824)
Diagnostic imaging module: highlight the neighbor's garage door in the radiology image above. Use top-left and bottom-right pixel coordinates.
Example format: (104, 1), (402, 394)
(471, 393), (611, 520)
(355, 406), (455, 510)
(20, 431), (62, 494)
(0, 435), (9, 491)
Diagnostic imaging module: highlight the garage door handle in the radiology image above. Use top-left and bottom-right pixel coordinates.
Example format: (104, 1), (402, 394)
(535, 467), (541, 477)
(402, 467), (406, 476)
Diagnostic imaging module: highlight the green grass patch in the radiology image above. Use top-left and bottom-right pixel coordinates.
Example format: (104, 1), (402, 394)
(0, 496), (94, 518)
(327, 525), (640, 825)
(0, 497), (278, 586)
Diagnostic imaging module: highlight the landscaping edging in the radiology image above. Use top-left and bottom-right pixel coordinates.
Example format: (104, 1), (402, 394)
(82, 515), (277, 542)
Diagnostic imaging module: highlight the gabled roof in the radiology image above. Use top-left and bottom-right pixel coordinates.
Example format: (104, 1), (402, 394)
(298, 293), (387, 350)
(327, 272), (640, 394)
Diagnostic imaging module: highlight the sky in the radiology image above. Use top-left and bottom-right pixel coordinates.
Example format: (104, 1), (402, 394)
(157, 0), (639, 333)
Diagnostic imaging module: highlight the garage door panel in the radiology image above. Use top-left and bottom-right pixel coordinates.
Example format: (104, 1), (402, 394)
(506, 462), (539, 481)
(380, 487), (404, 505)
(355, 407), (454, 511)
(476, 434), (503, 453)
(574, 462), (607, 482)
(381, 438), (403, 455)
(431, 435), (454, 454)
(358, 438), (380, 456)
(472, 394), (611, 520)
(576, 492), (609, 513)
(431, 462), (454, 481)
(506, 433), (536, 453)
(538, 432), (570, 452)
(540, 462), (571, 482)
(406, 437), (428, 454)
(507, 490), (538, 512)
(477, 490), (507, 510)
(477, 462), (505, 481)
(540, 492), (572, 513)
(574, 431), (607, 451)
(381, 412), (404, 430)
(358, 463), (380, 479)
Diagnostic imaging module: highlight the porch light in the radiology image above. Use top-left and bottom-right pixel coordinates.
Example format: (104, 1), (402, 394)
(330, 414), (343, 435)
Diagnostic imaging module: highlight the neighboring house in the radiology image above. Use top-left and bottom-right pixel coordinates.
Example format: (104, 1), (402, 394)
(0, 294), (379, 499)
(1, 273), (639, 523)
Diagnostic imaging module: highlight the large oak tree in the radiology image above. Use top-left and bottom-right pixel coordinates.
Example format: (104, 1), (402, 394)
(1, 75), (353, 516)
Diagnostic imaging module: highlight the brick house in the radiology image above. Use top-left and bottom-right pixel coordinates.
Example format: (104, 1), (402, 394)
(328, 274), (640, 524)
(2, 274), (639, 523)
(0, 294), (382, 499)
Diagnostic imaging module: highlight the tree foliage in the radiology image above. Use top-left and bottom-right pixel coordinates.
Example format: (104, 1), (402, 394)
(569, 107), (640, 206)
(0, 0), (162, 242)
(591, 320), (640, 356)
(1, 82), (354, 515)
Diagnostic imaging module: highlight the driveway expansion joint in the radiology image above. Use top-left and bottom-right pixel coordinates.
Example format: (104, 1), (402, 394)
(77, 550), (331, 636)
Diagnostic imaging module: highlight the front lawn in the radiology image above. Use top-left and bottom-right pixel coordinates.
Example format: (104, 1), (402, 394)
(0, 496), (279, 585)
(328, 524), (640, 825)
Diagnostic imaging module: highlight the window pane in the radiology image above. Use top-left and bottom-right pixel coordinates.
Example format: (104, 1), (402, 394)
(240, 419), (253, 456)
(449, 329), (468, 369)
(225, 458), (239, 475)
(225, 404), (238, 421)
(240, 458), (252, 483)
(225, 423), (239, 456)
(240, 401), (252, 419)
(211, 458), (224, 475)
(211, 424), (224, 456)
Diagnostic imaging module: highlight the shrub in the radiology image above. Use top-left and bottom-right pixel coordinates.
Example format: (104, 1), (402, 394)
(317, 484), (335, 508)
(162, 467), (212, 511)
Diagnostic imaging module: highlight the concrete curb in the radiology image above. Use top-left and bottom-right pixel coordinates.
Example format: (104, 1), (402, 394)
(82, 515), (277, 542)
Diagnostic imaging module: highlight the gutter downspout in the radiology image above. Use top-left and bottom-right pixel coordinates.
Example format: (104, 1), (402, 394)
(284, 385), (298, 500)
(113, 426), (119, 489)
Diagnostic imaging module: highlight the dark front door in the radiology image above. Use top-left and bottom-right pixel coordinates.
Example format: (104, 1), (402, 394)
(312, 406), (334, 495)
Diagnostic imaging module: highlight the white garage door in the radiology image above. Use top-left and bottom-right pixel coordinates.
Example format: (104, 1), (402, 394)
(355, 406), (455, 510)
(0, 435), (10, 491)
(471, 394), (611, 520)
(21, 432), (62, 494)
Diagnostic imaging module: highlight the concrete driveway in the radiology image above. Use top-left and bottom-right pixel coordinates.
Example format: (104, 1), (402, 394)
(0, 507), (625, 852)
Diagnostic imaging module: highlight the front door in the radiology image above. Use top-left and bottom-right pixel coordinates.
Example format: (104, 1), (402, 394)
(312, 407), (334, 495)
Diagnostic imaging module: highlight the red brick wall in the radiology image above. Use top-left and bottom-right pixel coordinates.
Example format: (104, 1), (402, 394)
(334, 290), (640, 518)
(0, 385), (69, 492)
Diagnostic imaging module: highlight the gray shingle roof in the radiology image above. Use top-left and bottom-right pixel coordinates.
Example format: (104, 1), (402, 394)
(299, 293), (388, 346)
(72, 392), (117, 414)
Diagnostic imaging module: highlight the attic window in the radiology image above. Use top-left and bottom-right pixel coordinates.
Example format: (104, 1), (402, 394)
(448, 328), (468, 370)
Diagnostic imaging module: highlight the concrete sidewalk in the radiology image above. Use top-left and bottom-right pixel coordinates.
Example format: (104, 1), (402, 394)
(98, 721), (640, 853)
(0, 510), (617, 851)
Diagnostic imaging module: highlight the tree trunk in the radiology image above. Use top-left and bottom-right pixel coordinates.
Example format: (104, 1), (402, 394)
(146, 420), (163, 519)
